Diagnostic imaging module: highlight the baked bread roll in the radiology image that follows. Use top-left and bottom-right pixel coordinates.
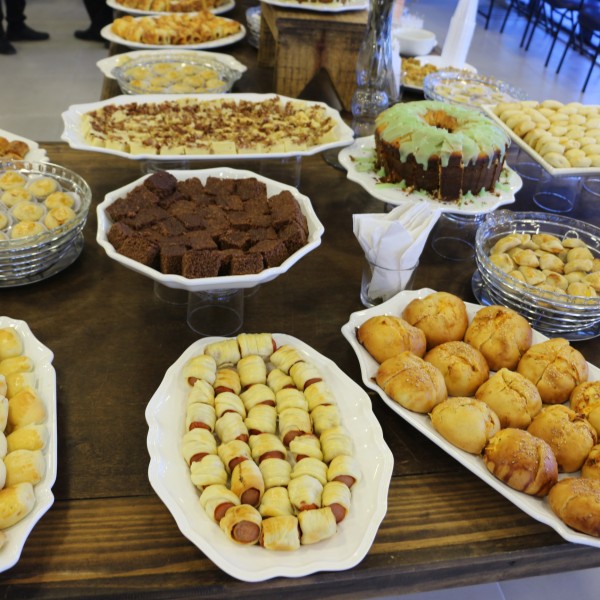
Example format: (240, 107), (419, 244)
(375, 351), (447, 413)
(0, 355), (33, 378)
(270, 344), (304, 374)
(570, 381), (600, 434)
(266, 368), (294, 394)
(185, 402), (216, 433)
(289, 361), (323, 391)
(548, 477), (600, 537)
(464, 305), (532, 371)
(475, 368), (542, 429)
(320, 426), (353, 463)
(248, 432), (286, 464)
(6, 371), (37, 398)
(219, 504), (262, 545)
(430, 397), (500, 454)
(356, 315), (426, 363)
(304, 381), (335, 412)
(214, 391), (246, 419)
(0, 482), (36, 529)
(401, 291), (469, 349)
(0, 394), (7, 432)
(0, 327), (23, 360)
(483, 428), (558, 496)
(517, 338), (588, 405)
(581, 444), (600, 480)
(8, 388), (46, 430)
(424, 341), (489, 397)
(260, 515), (300, 551)
(527, 405), (597, 472)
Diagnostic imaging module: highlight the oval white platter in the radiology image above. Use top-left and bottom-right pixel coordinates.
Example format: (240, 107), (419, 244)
(106, 0), (235, 15)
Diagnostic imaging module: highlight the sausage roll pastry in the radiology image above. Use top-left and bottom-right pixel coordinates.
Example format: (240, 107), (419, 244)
(3, 449), (46, 487)
(275, 388), (308, 414)
(6, 372), (36, 398)
(217, 439), (252, 473)
(190, 454), (227, 490)
(260, 515), (300, 551)
(182, 354), (217, 387)
(219, 504), (262, 545)
(185, 402), (216, 433)
(0, 482), (35, 529)
(199, 483), (240, 523)
(289, 433), (323, 462)
(6, 423), (48, 452)
(291, 456), (328, 486)
(237, 354), (267, 389)
(290, 361), (323, 391)
(237, 333), (275, 359)
(320, 426), (353, 464)
(287, 474), (323, 511)
(259, 486), (294, 518)
(240, 383), (276, 411)
(304, 381), (336, 412)
(266, 368), (295, 394)
(270, 344), (304, 374)
(279, 407), (313, 447)
(204, 339), (241, 367)
(297, 507), (337, 545)
(230, 460), (265, 506)
(322, 481), (352, 523)
(245, 404), (277, 435)
(214, 391), (246, 419)
(181, 427), (217, 465)
(186, 379), (215, 407)
(311, 404), (341, 436)
(0, 327), (23, 360)
(327, 454), (361, 489)
(214, 412), (249, 444)
(249, 432), (287, 464)
(8, 388), (46, 430)
(0, 355), (33, 378)
(259, 457), (292, 489)
(213, 367), (241, 395)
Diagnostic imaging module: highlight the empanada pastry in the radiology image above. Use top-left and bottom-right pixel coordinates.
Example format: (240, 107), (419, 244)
(275, 388), (308, 413)
(181, 427), (217, 465)
(8, 388), (46, 430)
(260, 515), (300, 551)
(291, 456), (328, 486)
(237, 333), (274, 359)
(190, 454), (227, 490)
(357, 315), (426, 363)
(213, 367), (241, 395)
(0, 482), (35, 529)
(199, 483), (240, 523)
(270, 344), (304, 373)
(289, 361), (322, 391)
(214, 411), (248, 444)
(240, 383), (275, 410)
(322, 481), (352, 523)
(327, 454), (361, 489)
(320, 427), (353, 464)
(214, 391), (246, 419)
(297, 507), (337, 545)
(204, 338), (240, 366)
(278, 407), (312, 447)
(219, 504), (262, 545)
(230, 460), (265, 506)
(244, 404), (277, 435)
(311, 404), (341, 436)
(3, 449), (46, 487)
(216, 439), (251, 473)
(548, 477), (600, 537)
(259, 486), (294, 518)
(182, 354), (217, 386)
(185, 401), (216, 433)
(288, 474), (323, 512)
(237, 354), (267, 389)
(248, 432), (287, 464)
(259, 457), (292, 489)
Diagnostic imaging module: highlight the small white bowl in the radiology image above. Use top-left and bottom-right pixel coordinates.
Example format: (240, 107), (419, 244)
(395, 28), (437, 57)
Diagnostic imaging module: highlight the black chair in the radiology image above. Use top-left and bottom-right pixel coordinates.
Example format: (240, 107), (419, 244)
(478, 0), (496, 30)
(556, 1), (600, 92)
(500, 0), (540, 45)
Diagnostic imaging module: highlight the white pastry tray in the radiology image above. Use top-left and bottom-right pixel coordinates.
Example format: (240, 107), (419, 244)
(0, 129), (48, 164)
(106, 0), (235, 15)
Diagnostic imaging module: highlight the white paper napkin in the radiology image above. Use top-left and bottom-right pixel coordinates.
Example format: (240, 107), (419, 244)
(440, 0), (477, 68)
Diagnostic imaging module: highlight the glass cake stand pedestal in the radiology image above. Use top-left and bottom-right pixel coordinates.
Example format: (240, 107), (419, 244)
(430, 212), (484, 261)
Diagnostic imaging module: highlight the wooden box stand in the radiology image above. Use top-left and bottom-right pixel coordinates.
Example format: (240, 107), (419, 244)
(258, 3), (368, 112)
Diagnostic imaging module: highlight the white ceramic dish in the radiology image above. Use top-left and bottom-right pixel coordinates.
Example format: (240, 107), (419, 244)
(338, 136), (521, 215)
(0, 316), (57, 572)
(395, 28), (436, 57)
(100, 19), (246, 50)
(97, 49), (247, 80)
(97, 167), (325, 292)
(146, 333), (393, 581)
(402, 56), (477, 93)
(0, 129), (48, 163)
(106, 0), (235, 15)
(481, 105), (600, 177)
(260, 0), (367, 12)
(341, 288), (600, 549)
(61, 93), (354, 161)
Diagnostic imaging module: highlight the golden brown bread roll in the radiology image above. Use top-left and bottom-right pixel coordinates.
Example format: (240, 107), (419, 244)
(356, 315), (426, 363)
(582, 444), (600, 480)
(0, 327), (23, 360)
(475, 368), (542, 429)
(424, 341), (489, 397)
(8, 387), (46, 430)
(463, 305), (532, 371)
(401, 292), (469, 349)
(483, 428), (558, 496)
(0, 482), (36, 529)
(3, 448), (46, 487)
(527, 404), (597, 472)
(430, 397), (500, 454)
(517, 338), (588, 405)
(548, 477), (600, 537)
(570, 381), (600, 434)
(375, 351), (447, 413)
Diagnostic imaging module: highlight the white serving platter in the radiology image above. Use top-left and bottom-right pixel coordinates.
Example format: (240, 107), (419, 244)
(260, 0), (368, 12)
(0, 129), (48, 164)
(402, 56), (477, 93)
(145, 333), (394, 581)
(341, 287), (600, 549)
(0, 316), (57, 572)
(107, 0), (235, 15)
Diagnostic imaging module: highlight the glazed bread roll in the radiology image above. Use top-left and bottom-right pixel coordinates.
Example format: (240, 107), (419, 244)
(570, 381), (600, 433)
(582, 444), (600, 480)
(357, 315), (426, 363)
(375, 351), (447, 413)
(430, 397), (500, 454)
(517, 338), (588, 405)
(260, 515), (300, 551)
(0, 327), (23, 360)
(401, 291), (469, 349)
(548, 477), (600, 537)
(475, 368), (542, 429)
(464, 305), (532, 371)
(0, 482), (36, 529)
(8, 388), (46, 430)
(483, 428), (558, 496)
(527, 405), (597, 472)
(424, 341), (489, 397)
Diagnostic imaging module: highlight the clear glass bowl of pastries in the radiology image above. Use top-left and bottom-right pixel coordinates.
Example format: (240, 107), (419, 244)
(474, 210), (600, 340)
(0, 161), (92, 286)
(112, 53), (242, 95)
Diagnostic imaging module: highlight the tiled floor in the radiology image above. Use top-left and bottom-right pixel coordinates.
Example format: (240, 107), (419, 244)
(1, 0), (600, 598)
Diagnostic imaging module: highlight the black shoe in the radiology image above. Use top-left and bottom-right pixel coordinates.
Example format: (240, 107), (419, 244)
(74, 28), (103, 42)
(0, 38), (16, 54)
(7, 25), (50, 42)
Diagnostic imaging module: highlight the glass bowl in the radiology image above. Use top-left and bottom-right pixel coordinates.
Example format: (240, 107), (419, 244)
(474, 210), (600, 339)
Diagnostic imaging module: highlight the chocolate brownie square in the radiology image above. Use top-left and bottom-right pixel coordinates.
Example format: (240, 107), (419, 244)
(122, 205), (170, 230)
(144, 170), (177, 199)
(158, 189), (186, 210)
(213, 193), (244, 212)
(176, 177), (205, 199)
(159, 243), (186, 275)
(181, 249), (222, 278)
(250, 239), (289, 268)
(278, 221), (308, 254)
(118, 236), (159, 267)
(183, 230), (218, 250)
(168, 199), (199, 217)
(230, 252), (264, 275)
(105, 196), (141, 222)
(153, 216), (187, 237)
(125, 185), (160, 209)
(217, 249), (244, 275)
(247, 226), (278, 245)
(174, 211), (208, 231)
(107, 222), (135, 249)
(218, 230), (251, 251)
(269, 191), (306, 230)
(243, 196), (271, 214)
(235, 177), (268, 202)
(204, 176), (236, 196)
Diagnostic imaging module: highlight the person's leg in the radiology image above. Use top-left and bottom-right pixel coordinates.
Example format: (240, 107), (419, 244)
(0, 0), (17, 55)
(6, 0), (49, 41)
(75, 0), (112, 42)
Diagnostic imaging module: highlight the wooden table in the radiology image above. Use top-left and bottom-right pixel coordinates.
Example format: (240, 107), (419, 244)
(3, 3), (600, 597)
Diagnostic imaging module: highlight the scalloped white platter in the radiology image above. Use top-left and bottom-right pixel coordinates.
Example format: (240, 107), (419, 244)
(97, 166), (324, 292)
(145, 333), (393, 581)
(338, 136), (521, 215)
(107, 0), (235, 15)
(0, 129), (48, 164)
(61, 93), (354, 161)
(0, 316), (57, 572)
(341, 287), (600, 549)
(402, 56), (477, 93)
(260, 0), (367, 12)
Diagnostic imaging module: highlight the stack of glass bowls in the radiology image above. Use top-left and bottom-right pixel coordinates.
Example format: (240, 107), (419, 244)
(0, 161), (92, 287)
(474, 210), (600, 340)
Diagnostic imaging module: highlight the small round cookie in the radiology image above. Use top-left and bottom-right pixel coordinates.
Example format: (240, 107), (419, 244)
(483, 428), (558, 496)
(11, 201), (44, 222)
(26, 176), (58, 199)
(464, 305), (532, 371)
(401, 291), (469, 349)
(570, 381), (600, 434)
(10, 220), (45, 240)
(430, 396), (500, 454)
(548, 477), (600, 537)
(356, 315), (426, 363)
(424, 341), (489, 397)
(44, 205), (76, 229)
(517, 338), (588, 405)
(476, 368), (542, 429)
(375, 351), (447, 414)
(1, 187), (31, 207)
(527, 404), (597, 472)
(582, 444), (600, 480)
(44, 191), (75, 210)
(0, 171), (27, 191)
